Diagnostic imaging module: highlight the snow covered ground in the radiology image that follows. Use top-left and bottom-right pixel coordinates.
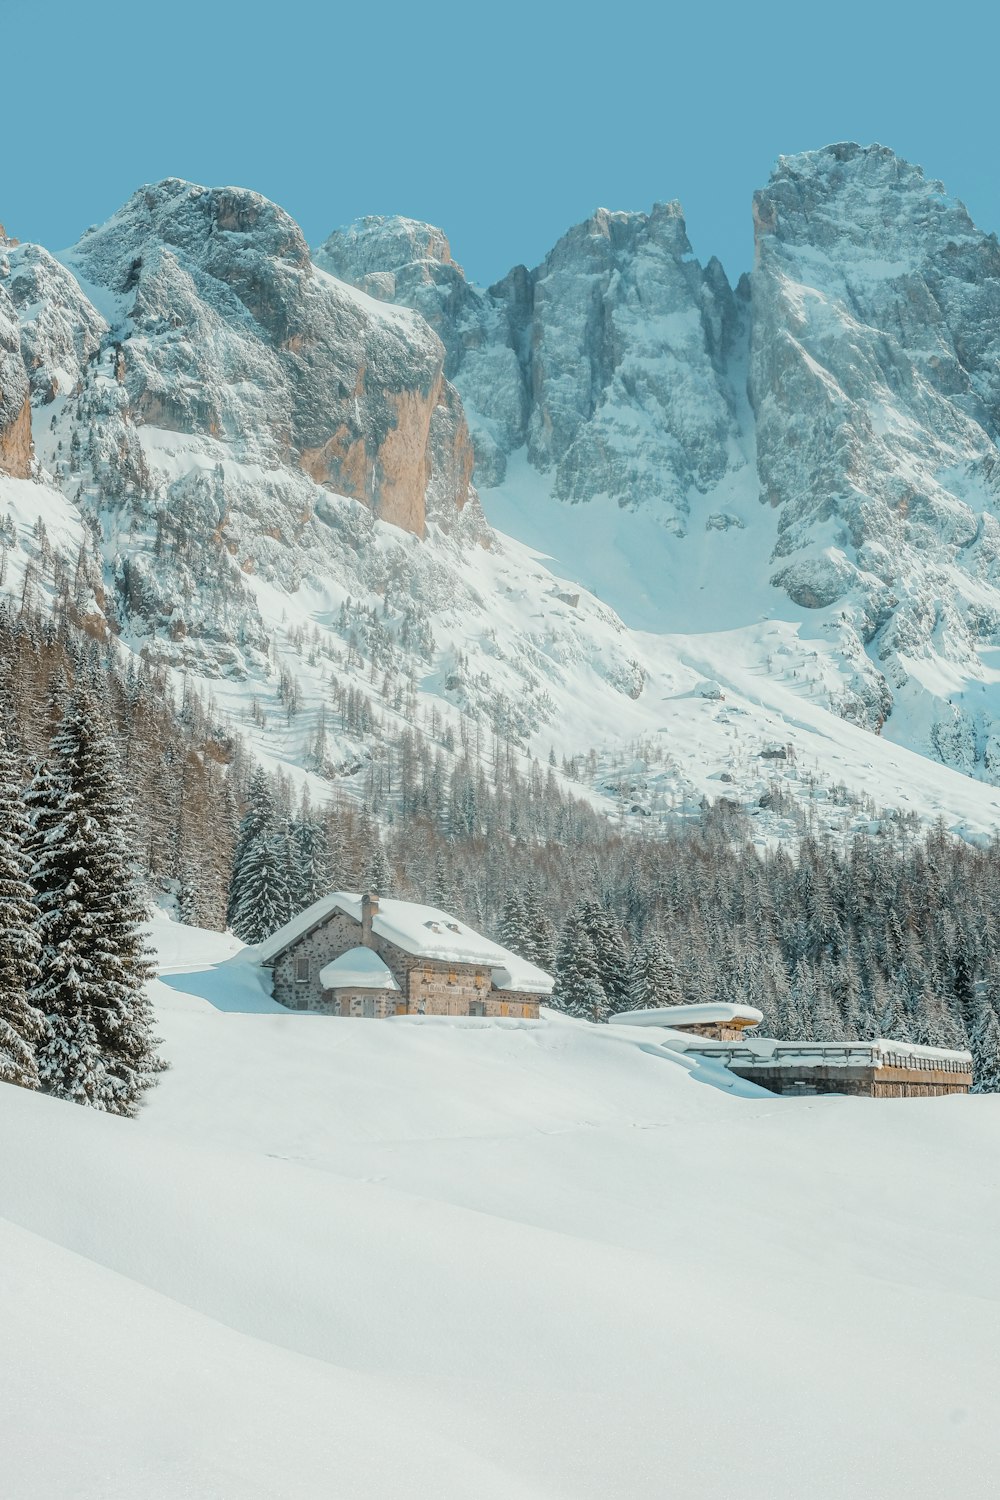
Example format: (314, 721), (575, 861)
(2, 916), (998, 1498)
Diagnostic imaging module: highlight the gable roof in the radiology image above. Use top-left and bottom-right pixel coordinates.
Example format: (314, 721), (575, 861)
(318, 947), (400, 993)
(253, 892), (554, 995)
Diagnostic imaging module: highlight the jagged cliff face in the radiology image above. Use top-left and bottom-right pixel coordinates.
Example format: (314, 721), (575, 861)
(522, 205), (743, 519)
(749, 143), (1000, 770)
(316, 215), (528, 489)
(321, 148), (1000, 779)
(6, 152), (1000, 787)
(0, 277), (32, 478)
(57, 181), (478, 539)
(0, 181), (492, 687)
(318, 203), (747, 524)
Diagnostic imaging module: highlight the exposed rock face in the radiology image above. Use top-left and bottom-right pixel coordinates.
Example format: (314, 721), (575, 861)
(318, 204), (746, 518)
(62, 181), (478, 538)
(0, 181), (491, 682)
(320, 149), (1000, 780)
(316, 216), (527, 487)
(1, 242), (107, 406)
(8, 153), (1000, 783)
(748, 143), (1000, 766)
(524, 205), (743, 520)
(0, 283), (31, 478)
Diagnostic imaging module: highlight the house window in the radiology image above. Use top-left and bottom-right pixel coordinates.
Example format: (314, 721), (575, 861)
(295, 956), (310, 984)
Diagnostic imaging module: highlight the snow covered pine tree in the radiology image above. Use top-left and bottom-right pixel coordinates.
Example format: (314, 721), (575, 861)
(622, 933), (678, 1013)
(227, 768), (293, 942)
(970, 1000), (1000, 1093)
(27, 692), (162, 1115)
(552, 907), (609, 1022)
(0, 726), (44, 1086)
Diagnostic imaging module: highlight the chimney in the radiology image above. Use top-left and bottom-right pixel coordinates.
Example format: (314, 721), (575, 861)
(361, 892), (379, 947)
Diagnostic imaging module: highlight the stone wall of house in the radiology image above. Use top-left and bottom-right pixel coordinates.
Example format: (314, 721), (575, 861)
(331, 989), (401, 1018)
(680, 1021), (750, 1042)
(269, 910), (373, 1009)
(485, 990), (542, 1019)
(266, 907), (544, 1018)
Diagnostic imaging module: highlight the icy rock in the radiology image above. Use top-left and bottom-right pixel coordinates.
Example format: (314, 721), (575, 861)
(316, 215), (530, 486)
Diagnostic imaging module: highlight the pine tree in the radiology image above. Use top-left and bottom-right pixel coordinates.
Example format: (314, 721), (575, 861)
(365, 840), (393, 897)
(521, 876), (556, 971)
(0, 728), (44, 1087)
(230, 833), (293, 943)
(621, 933), (677, 1014)
(287, 814), (330, 912)
(228, 769), (293, 941)
(969, 1001), (1000, 1093)
(552, 910), (608, 1022)
(579, 898), (629, 1012)
(27, 694), (161, 1115)
(498, 890), (531, 956)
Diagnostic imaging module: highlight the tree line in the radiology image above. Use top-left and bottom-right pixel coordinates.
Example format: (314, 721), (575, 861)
(4, 587), (1000, 1100)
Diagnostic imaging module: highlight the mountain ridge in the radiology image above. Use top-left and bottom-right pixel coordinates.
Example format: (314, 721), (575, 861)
(5, 144), (1000, 830)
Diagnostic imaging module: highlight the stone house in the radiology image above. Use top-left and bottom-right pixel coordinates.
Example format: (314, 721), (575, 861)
(255, 892), (553, 1019)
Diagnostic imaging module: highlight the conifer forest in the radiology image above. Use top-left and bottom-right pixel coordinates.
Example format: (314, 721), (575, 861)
(2, 597), (999, 1099)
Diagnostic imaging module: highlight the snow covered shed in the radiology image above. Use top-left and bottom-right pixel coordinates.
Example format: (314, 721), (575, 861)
(615, 1003), (764, 1042)
(254, 893), (553, 1019)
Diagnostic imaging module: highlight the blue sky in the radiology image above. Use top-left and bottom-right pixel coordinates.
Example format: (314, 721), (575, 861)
(3, 0), (998, 286)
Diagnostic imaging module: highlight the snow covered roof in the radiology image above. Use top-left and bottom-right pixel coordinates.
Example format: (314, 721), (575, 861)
(614, 1003), (764, 1030)
(660, 1035), (973, 1068)
(318, 947), (400, 993)
(254, 893), (554, 995)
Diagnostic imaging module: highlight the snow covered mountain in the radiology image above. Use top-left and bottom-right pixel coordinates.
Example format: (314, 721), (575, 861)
(320, 145), (1000, 785)
(6, 146), (1000, 834)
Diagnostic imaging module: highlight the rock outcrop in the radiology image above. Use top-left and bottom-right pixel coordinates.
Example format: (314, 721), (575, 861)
(318, 203), (747, 519)
(0, 283), (31, 477)
(523, 204), (743, 521)
(316, 215), (527, 488)
(62, 181), (478, 539)
(322, 147), (1000, 779)
(748, 143), (1000, 767)
(1, 241), (107, 407)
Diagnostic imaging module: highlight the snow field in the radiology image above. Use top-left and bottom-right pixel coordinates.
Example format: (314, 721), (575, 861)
(1, 917), (998, 1498)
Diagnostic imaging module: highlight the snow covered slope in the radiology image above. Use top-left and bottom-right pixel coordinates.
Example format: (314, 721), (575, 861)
(1, 916), (998, 1498)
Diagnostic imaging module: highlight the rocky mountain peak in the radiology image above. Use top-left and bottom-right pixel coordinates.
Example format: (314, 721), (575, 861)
(53, 179), (481, 540)
(317, 215), (456, 283)
(7, 149), (1000, 786)
(754, 142), (975, 254)
(75, 179), (312, 288)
